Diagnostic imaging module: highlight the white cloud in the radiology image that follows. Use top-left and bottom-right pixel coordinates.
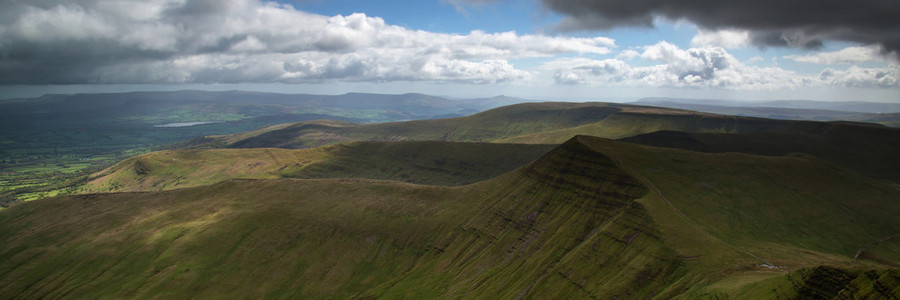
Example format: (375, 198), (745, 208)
(0, 0), (612, 85)
(616, 49), (640, 60)
(541, 42), (875, 89)
(784, 46), (884, 64)
(819, 66), (898, 87)
(690, 29), (750, 49)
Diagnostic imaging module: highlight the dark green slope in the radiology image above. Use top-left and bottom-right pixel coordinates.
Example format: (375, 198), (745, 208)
(584, 136), (900, 263)
(734, 267), (900, 299)
(373, 137), (683, 299)
(0, 179), (460, 299)
(81, 141), (557, 193)
(630, 100), (900, 127)
(221, 101), (900, 185)
(579, 136), (900, 298)
(497, 109), (895, 144)
(2, 136), (898, 298)
(620, 121), (900, 183)
(281, 141), (558, 186)
(0, 137), (682, 298)
(221, 102), (898, 163)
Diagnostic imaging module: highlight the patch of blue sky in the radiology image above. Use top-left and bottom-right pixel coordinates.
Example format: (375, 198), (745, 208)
(286, 0), (554, 34)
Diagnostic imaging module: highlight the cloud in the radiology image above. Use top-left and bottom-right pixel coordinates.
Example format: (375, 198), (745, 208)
(819, 66), (898, 88)
(543, 41), (897, 89)
(691, 29), (750, 49)
(615, 49), (640, 60)
(541, 0), (900, 55)
(0, 0), (611, 85)
(785, 46), (885, 64)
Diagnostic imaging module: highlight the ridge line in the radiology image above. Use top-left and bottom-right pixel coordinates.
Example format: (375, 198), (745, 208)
(598, 142), (780, 269)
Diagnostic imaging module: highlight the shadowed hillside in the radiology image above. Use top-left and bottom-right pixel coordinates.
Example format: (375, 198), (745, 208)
(620, 122), (900, 183)
(82, 141), (557, 193)
(2, 136), (898, 298)
(215, 102), (896, 149)
(629, 99), (900, 127)
(212, 101), (900, 184)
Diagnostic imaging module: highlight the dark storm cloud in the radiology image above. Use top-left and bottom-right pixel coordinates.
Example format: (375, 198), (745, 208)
(542, 0), (900, 54)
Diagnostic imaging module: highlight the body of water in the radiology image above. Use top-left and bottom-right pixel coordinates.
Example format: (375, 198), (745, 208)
(154, 121), (223, 128)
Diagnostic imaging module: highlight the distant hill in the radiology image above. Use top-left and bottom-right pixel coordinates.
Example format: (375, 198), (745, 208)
(0, 90), (530, 206)
(619, 124), (900, 183)
(0, 90), (523, 122)
(214, 101), (900, 148)
(2, 136), (897, 298)
(221, 102), (628, 148)
(191, 102), (900, 183)
(634, 97), (900, 114)
(631, 99), (900, 127)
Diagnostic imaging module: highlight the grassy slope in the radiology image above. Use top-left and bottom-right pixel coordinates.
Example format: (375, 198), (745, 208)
(0, 137), (681, 298)
(0, 91), (502, 207)
(495, 110), (892, 144)
(589, 135), (900, 264)
(81, 141), (557, 193)
(280, 141), (557, 186)
(619, 123), (900, 183)
(579, 136), (900, 297)
(628, 101), (900, 128)
(216, 102), (900, 184)
(371, 137), (681, 299)
(2, 136), (898, 298)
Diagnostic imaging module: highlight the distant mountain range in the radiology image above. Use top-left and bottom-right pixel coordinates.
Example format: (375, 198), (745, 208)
(631, 98), (900, 128)
(0, 90), (536, 206)
(634, 97), (900, 113)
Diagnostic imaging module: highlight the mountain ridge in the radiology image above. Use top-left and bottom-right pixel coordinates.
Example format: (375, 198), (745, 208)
(634, 97), (900, 114)
(2, 135), (898, 298)
(187, 101), (900, 185)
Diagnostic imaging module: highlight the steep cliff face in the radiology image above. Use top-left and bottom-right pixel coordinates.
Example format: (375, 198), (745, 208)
(375, 136), (684, 299)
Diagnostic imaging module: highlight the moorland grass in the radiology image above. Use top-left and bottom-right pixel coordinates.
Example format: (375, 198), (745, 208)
(2, 136), (897, 298)
(82, 141), (557, 193)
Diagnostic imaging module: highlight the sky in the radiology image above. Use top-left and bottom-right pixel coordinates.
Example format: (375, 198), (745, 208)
(0, 0), (898, 102)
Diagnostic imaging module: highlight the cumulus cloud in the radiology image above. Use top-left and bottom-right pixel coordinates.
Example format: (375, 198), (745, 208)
(819, 66), (898, 88)
(541, 0), (900, 56)
(0, 0), (611, 85)
(615, 49), (640, 60)
(785, 46), (886, 64)
(545, 42), (896, 89)
(691, 29), (750, 49)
